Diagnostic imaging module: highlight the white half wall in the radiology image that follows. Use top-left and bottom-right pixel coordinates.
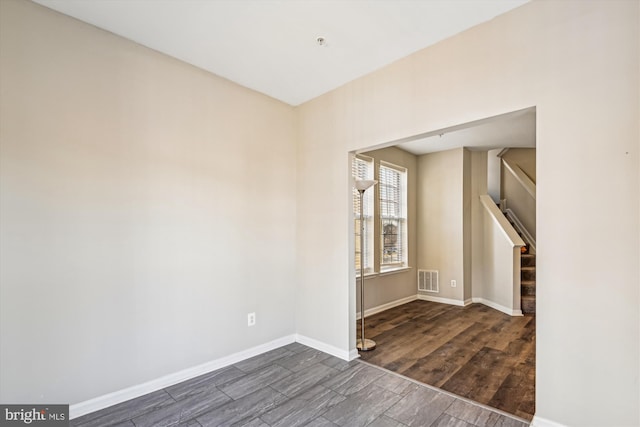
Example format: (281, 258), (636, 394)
(479, 196), (524, 314)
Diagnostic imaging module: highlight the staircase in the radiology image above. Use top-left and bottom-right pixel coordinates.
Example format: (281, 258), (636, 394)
(503, 207), (536, 315)
(521, 253), (536, 314)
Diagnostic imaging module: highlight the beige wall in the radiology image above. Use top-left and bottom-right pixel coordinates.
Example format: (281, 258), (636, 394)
(487, 149), (502, 203)
(0, 0), (296, 405)
(356, 147), (417, 313)
(462, 149), (472, 301)
(503, 148), (536, 182)
(296, 1), (639, 426)
(1, 0), (638, 425)
(470, 151), (489, 301)
(502, 148), (536, 240)
(503, 165), (537, 240)
(360, 147), (510, 312)
(416, 149), (465, 302)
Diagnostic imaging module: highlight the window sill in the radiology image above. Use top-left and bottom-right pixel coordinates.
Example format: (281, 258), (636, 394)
(357, 266), (412, 279)
(379, 266), (412, 276)
(356, 272), (378, 279)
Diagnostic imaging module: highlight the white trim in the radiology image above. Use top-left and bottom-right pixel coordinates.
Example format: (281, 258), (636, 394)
(355, 153), (375, 163)
(480, 195), (526, 248)
(417, 294), (471, 307)
(496, 147), (511, 158)
(69, 334), (296, 420)
(505, 208), (536, 253)
(294, 334), (351, 361)
(379, 159), (407, 173)
(531, 415), (568, 427)
(357, 266), (412, 280)
(356, 295), (417, 320)
(71, 294), (525, 420)
(414, 294), (522, 317)
(472, 298), (523, 317)
(502, 159), (536, 199)
(378, 266), (412, 276)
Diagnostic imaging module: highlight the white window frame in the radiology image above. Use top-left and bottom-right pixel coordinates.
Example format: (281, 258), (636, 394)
(352, 155), (374, 275)
(379, 161), (408, 272)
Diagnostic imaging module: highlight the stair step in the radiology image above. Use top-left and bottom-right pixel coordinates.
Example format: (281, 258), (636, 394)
(521, 266), (536, 281)
(522, 295), (536, 314)
(521, 254), (536, 267)
(521, 280), (536, 296)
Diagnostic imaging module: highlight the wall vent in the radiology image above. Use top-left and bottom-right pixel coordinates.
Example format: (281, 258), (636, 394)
(418, 270), (439, 293)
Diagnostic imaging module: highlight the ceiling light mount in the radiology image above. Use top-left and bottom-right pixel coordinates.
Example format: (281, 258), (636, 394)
(316, 36), (327, 47)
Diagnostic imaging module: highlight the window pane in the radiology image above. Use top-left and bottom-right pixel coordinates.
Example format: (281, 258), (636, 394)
(352, 156), (374, 273)
(380, 163), (407, 268)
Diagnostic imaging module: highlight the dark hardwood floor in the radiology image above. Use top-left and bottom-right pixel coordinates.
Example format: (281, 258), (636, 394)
(358, 300), (535, 420)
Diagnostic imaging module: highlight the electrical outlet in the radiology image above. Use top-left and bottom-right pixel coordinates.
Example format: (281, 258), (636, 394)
(450, 280), (457, 288)
(247, 312), (256, 326)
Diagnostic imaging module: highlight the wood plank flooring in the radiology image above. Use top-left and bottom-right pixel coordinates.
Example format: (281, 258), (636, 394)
(70, 342), (530, 427)
(358, 300), (535, 420)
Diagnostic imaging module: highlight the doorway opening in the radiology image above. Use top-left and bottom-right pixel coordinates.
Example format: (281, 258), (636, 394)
(351, 107), (537, 420)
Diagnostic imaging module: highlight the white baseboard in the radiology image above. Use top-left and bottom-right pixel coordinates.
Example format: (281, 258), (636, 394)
(295, 334), (351, 361)
(356, 295), (418, 320)
(69, 334), (296, 420)
(417, 294), (471, 307)
(70, 295), (524, 420)
(530, 415), (567, 427)
(415, 295), (522, 317)
(472, 297), (523, 316)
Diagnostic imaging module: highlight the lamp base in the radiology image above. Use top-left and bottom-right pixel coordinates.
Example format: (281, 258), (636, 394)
(356, 338), (376, 351)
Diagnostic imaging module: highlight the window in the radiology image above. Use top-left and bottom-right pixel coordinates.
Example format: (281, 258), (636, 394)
(379, 162), (407, 270)
(352, 155), (374, 274)
(353, 155), (408, 275)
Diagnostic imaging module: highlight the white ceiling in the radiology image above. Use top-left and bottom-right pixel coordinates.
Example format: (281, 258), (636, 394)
(33, 0), (529, 106)
(396, 107), (536, 155)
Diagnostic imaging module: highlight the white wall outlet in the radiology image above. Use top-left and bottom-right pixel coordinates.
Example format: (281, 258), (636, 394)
(247, 312), (256, 326)
(450, 280), (457, 288)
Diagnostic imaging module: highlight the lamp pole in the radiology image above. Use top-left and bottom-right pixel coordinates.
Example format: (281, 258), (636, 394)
(355, 180), (377, 351)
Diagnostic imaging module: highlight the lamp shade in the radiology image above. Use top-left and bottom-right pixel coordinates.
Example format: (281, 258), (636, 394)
(355, 179), (377, 191)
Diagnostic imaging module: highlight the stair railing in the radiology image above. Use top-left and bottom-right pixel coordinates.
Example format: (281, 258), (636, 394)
(502, 159), (536, 199)
(504, 208), (536, 254)
(501, 158), (536, 249)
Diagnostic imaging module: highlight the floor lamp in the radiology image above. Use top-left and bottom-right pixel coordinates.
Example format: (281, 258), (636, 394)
(355, 179), (377, 351)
